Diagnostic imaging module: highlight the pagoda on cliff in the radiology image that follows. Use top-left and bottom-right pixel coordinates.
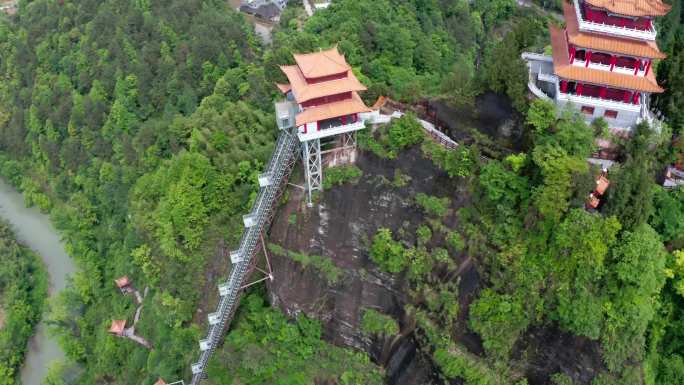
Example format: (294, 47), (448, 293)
(275, 47), (373, 204)
(524, 0), (671, 131)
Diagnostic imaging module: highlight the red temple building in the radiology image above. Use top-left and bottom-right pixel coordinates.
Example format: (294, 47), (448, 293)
(524, 0), (671, 132)
(275, 47), (373, 203)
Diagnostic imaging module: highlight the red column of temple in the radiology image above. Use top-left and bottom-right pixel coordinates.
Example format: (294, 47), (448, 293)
(560, 80), (568, 93)
(569, 46), (576, 64)
(599, 87), (607, 100)
(633, 92), (640, 105)
(576, 83), (584, 96)
(341, 115), (347, 125)
(316, 121), (320, 131)
(585, 51), (592, 67)
(609, 55), (617, 72)
(634, 59), (641, 75)
(644, 60), (652, 76)
(623, 90), (632, 103)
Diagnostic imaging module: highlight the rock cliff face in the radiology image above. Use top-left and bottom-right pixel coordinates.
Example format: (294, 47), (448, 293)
(267, 147), (464, 385)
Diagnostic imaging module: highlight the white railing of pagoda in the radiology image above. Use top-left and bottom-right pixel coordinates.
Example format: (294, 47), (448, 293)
(573, 0), (657, 41)
(571, 59), (647, 76)
(188, 127), (299, 385)
(558, 91), (641, 112)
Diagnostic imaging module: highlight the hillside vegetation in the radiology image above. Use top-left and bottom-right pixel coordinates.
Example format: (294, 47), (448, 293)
(0, 220), (47, 385)
(0, 0), (681, 384)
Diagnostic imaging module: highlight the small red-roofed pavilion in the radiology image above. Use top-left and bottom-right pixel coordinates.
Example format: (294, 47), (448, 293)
(115, 276), (131, 289)
(275, 46), (373, 204)
(153, 379), (167, 385)
(595, 175), (610, 195)
(109, 320), (127, 336)
(587, 193), (601, 209)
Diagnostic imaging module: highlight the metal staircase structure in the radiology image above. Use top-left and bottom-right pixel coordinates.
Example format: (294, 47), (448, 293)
(188, 126), (299, 385)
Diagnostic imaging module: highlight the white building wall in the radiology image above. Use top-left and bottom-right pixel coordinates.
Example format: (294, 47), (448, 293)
(555, 97), (642, 130)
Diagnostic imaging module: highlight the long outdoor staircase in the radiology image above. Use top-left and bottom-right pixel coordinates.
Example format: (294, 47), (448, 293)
(188, 127), (299, 385)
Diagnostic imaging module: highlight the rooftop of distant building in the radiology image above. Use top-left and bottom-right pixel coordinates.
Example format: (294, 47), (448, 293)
(550, 25), (663, 92)
(584, 0), (671, 17)
(563, 1), (666, 59)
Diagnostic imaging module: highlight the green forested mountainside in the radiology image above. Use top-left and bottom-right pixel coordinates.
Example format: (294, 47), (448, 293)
(0, 220), (47, 384)
(0, 0), (680, 385)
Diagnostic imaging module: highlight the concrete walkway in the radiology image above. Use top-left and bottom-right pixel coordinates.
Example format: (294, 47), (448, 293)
(302, 0), (314, 17)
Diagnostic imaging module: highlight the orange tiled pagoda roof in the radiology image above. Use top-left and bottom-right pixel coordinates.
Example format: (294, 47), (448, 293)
(280, 64), (367, 103)
(295, 92), (371, 126)
(115, 276), (131, 288)
(584, 0), (671, 17)
(564, 1), (666, 59)
(109, 319), (126, 335)
(293, 47), (351, 78)
(279, 47), (372, 125)
(550, 26), (664, 92)
(154, 379), (167, 385)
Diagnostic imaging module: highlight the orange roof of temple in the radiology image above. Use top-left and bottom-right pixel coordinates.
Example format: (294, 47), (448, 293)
(295, 92), (372, 126)
(276, 83), (291, 94)
(587, 193), (601, 209)
(550, 26), (663, 92)
(115, 276), (131, 289)
(154, 379), (167, 385)
(109, 319), (126, 335)
(584, 0), (671, 17)
(595, 175), (610, 195)
(293, 47), (351, 78)
(280, 64), (367, 103)
(564, 1), (666, 59)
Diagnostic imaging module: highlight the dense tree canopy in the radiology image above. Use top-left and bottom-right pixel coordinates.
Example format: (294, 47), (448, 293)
(0, 0), (681, 384)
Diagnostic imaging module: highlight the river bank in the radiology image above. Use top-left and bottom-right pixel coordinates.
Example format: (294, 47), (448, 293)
(0, 179), (76, 385)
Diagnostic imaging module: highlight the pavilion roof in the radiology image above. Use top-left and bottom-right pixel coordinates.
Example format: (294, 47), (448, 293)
(595, 175), (610, 195)
(587, 193), (600, 209)
(109, 319), (127, 335)
(154, 379), (167, 385)
(293, 47), (351, 79)
(564, 1), (666, 59)
(280, 65), (367, 104)
(276, 83), (291, 94)
(295, 92), (372, 126)
(550, 26), (663, 92)
(584, 0), (671, 17)
(115, 276), (131, 289)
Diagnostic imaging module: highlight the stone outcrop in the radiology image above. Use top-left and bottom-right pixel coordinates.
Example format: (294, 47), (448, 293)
(267, 148), (463, 384)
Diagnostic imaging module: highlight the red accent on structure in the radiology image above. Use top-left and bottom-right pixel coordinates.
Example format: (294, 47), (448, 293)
(576, 83), (584, 96)
(599, 87), (607, 98)
(609, 55), (616, 71)
(561, 80), (568, 93)
(306, 72), (349, 84)
(634, 59), (641, 75)
(585, 51), (592, 67)
(633, 92), (640, 104)
(644, 60), (652, 76)
(582, 4), (653, 30)
(569, 46), (576, 63)
(341, 115), (347, 125)
(301, 92), (353, 108)
(316, 121), (320, 131)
